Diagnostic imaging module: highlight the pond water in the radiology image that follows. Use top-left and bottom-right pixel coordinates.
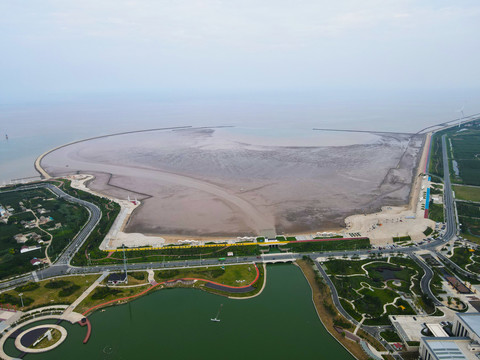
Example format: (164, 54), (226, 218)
(4, 264), (354, 360)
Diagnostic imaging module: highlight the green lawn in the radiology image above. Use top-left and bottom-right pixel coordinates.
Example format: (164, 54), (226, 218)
(324, 259), (372, 275)
(155, 264), (258, 286)
(380, 330), (402, 342)
(454, 185), (480, 202)
(0, 275), (99, 310)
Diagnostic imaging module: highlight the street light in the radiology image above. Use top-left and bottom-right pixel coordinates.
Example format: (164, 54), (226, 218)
(19, 293), (24, 308)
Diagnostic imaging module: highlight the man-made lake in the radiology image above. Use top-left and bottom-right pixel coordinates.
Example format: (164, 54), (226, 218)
(4, 264), (354, 359)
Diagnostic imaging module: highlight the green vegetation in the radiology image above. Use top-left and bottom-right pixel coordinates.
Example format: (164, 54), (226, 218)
(155, 264), (257, 287)
(44, 280), (70, 289)
(15, 282), (40, 292)
(0, 293), (34, 307)
(46, 179), (121, 266)
(91, 286), (122, 300)
(457, 201), (480, 240)
(85, 238), (369, 267)
(0, 275), (99, 310)
(58, 284), (81, 297)
(326, 257), (427, 325)
(449, 125), (480, 186)
(0, 186), (89, 279)
(423, 227), (433, 236)
(324, 258), (371, 275)
(287, 238), (370, 253)
(380, 330), (402, 343)
(393, 236), (411, 242)
(454, 185), (480, 202)
(91, 244), (261, 266)
(30, 328), (61, 349)
(130, 272), (146, 281)
(429, 134), (444, 178)
(428, 201), (444, 222)
(450, 247), (480, 273)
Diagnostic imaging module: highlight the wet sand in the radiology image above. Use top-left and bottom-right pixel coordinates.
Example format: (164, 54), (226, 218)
(41, 127), (424, 237)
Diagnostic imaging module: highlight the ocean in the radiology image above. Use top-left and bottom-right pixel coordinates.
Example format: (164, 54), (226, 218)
(0, 90), (477, 184)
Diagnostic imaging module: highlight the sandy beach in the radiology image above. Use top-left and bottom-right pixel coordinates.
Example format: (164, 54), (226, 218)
(41, 127), (424, 238)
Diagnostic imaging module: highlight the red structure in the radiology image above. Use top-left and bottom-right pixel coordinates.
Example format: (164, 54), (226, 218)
(78, 317), (92, 344)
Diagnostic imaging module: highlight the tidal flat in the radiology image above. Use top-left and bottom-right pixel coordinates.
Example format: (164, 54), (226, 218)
(41, 127), (424, 237)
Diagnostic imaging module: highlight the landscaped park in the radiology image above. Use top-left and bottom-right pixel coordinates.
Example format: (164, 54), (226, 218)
(323, 256), (435, 326)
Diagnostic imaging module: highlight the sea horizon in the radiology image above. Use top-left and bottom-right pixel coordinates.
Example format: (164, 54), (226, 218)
(1, 89), (479, 184)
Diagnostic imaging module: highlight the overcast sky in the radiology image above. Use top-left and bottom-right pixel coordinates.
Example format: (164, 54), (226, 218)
(1, 0), (479, 104)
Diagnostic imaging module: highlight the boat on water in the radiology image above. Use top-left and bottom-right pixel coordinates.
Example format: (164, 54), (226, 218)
(211, 304), (223, 322)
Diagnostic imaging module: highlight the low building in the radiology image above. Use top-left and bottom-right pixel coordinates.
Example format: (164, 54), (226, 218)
(420, 313), (480, 359)
(20, 245), (41, 254)
(107, 273), (127, 285)
(454, 313), (480, 342)
(420, 338), (479, 360)
(30, 258), (42, 266)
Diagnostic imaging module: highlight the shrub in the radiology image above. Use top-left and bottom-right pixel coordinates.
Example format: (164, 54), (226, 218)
(45, 280), (70, 289)
(15, 282), (39, 292)
(91, 286), (122, 300)
(130, 272), (146, 281)
(58, 284), (80, 297)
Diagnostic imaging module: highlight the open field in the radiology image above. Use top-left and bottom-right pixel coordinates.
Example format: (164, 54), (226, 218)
(453, 185), (480, 202)
(449, 125), (480, 186)
(41, 128), (424, 238)
(457, 202), (480, 239)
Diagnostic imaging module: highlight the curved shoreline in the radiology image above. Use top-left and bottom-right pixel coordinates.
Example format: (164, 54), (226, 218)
(82, 264), (262, 316)
(34, 126), (193, 179)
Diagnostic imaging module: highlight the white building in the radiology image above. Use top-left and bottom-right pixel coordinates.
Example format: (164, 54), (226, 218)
(454, 314), (480, 342)
(420, 313), (480, 360)
(420, 338), (480, 360)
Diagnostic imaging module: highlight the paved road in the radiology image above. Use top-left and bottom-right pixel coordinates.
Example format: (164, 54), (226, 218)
(0, 183), (101, 289)
(430, 135), (480, 280)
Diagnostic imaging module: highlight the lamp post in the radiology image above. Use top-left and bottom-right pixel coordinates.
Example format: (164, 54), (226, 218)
(19, 293), (24, 308)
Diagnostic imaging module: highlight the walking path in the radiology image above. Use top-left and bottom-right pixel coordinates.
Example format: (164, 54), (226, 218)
(354, 316), (365, 335)
(147, 270), (156, 285)
(64, 272), (108, 316)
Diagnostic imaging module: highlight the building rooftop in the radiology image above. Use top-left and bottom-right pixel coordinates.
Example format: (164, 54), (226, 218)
(427, 324), (449, 338)
(423, 338), (477, 360)
(108, 273), (127, 282)
(458, 313), (480, 338)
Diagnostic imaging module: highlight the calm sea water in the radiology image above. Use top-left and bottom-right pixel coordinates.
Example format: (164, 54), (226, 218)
(1, 90), (478, 183)
(3, 264), (354, 360)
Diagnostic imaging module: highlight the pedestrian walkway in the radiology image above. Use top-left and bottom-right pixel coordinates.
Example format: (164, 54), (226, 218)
(147, 270), (156, 285)
(64, 272), (108, 316)
(354, 316), (365, 335)
(32, 271), (39, 282)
